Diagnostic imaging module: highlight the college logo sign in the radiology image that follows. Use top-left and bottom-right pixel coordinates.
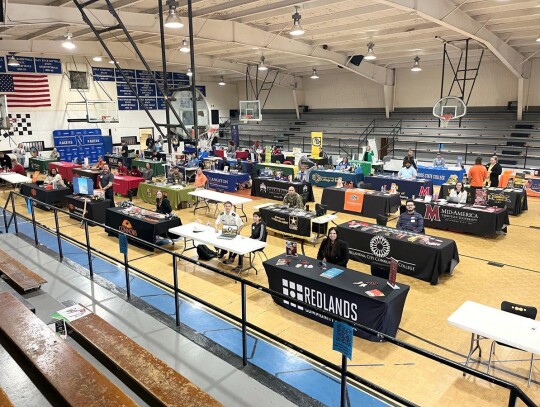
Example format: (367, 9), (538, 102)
(311, 131), (323, 158)
(289, 216), (298, 231)
(419, 186), (431, 197)
(119, 219), (138, 236)
(369, 235), (390, 258)
(282, 279), (304, 310)
(424, 204), (441, 221)
(31, 188), (37, 197)
(260, 182), (267, 193)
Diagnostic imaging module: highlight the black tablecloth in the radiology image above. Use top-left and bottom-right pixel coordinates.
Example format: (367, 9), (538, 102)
(66, 195), (110, 224)
(338, 221), (459, 285)
(259, 204), (318, 238)
(364, 176), (433, 199)
(105, 154), (133, 168)
(321, 187), (401, 218)
(251, 177), (314, 203)
(439, 184), (527, 216)
(106, 207), (181, 250)
(72, 168), (102, 188)
(264, 254), (410, 341)
(20, 183), (71, 206)
(413, 200), (509, 236)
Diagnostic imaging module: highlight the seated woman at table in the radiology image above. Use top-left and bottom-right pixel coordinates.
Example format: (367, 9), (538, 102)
(317, 227), (349, 267)
(44, 168), (66, 188)
(130, 166), (143, 178)
(155, 190), (172, 215)
(11, 158), (26, 176)
(448, 181), (468, 203)
(336, 156), (351, 170)
(94, 156), (105, 170)
(194, 167), (207, 189)
(142, 162), (153, 181)
(116, 161), (129, 176)
(228, 211), (267, 273)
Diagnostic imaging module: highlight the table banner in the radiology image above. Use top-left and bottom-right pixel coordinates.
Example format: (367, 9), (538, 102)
(344, 189), (364, 213)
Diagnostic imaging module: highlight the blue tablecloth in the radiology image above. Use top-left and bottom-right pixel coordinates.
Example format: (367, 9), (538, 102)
(309, 170), (363, 187)
(216, 158), (253, 174)
(203, 170), (250, 192)
(364, 175), (433, 199)
(417, 166), (466, 185)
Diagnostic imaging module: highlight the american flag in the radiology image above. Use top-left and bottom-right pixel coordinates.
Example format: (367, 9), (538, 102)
(0, 74), (51, 108)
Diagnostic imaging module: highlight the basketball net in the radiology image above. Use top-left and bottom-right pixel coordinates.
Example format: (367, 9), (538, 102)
(440, 114), (454, 128)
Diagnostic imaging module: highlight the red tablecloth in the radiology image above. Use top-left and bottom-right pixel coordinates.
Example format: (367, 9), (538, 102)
(215, 149), (225, 158)
(236, 151), (248, 159)
(113, 175), (145, 196)
(48, 161), (82, 182)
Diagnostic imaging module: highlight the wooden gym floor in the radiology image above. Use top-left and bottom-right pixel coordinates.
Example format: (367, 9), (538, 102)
(2, 184), (539, 406)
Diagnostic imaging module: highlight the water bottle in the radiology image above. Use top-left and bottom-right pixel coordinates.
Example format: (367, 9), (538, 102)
(381, 186), (384, 192)
(322, 259), (327, 270)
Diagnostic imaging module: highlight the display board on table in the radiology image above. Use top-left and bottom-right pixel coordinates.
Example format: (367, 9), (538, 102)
(53, 129), (104, 163)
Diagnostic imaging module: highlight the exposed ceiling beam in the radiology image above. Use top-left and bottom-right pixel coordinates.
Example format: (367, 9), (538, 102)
(0, 39), (300, 89)
(5, 3), (394, 85)
(16, 24), (69, 40)
(377, 0), (525, 78)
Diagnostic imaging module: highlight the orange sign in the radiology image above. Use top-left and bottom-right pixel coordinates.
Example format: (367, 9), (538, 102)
(119, 220), (138, 236)
(344, 189), (365, 213)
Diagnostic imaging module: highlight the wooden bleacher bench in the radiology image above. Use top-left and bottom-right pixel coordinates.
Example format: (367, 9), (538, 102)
(0, 292), (137, 407)
(0, 386), (14, 407)
(0, 248), (47, 292)
(0, 278), (35, 312)
(69, 312), (223, 407)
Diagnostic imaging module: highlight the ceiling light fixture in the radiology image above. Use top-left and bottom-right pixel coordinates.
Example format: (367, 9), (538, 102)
(536, 34), (540, 42)
(62, 31), (75, 50)
(310, 68), (319, 79)
(290, 6), (304, 36)
(364, 42), (376, 61)
(180, 38), (190, 53)
(93, 56), (103, 62)
(109, 59), (116, 64)
(187, 67), (193, 77)
(7, 54), (20, 67)
(164, 1), (184, 29)
(258, 56), (268, 71)
(218, 76), (225, 86)
(411, 56), (422, 72)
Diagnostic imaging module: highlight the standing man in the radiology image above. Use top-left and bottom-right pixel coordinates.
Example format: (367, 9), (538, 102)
(398, 160), (417, 180)
(433, 152), (446, 168)
(486, 155), (502, 187)
(296, 163), (310, 182)
(121, 141), (129, 166)
(283, 186), (304, 208)
(402, 148), (417, 170)
(468, 156), (488, 197)
(215, 201), (244, 260)
(396, 200), (424, 233)
(99, 164), (115, 207)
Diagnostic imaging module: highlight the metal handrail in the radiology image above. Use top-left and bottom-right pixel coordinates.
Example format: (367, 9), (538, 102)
(4, 191), (536, 407)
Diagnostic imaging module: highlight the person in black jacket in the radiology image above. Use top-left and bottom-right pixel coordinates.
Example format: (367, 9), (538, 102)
(228, 212), (267, 273)
(402, 148), (417, 170)
(317, 227), (349, 267)
(486, 155), (502, 187)
(155, 190), (172, 215)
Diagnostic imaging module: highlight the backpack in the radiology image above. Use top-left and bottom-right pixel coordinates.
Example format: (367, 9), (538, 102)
(197, 244), (217, 260)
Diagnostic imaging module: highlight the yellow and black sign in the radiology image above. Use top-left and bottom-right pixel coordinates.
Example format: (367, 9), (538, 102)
(311, 132), (323, 158)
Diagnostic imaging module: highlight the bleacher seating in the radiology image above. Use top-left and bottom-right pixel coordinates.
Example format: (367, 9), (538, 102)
(224, 109), (540, 169)
(0, 292), (137, 406)
(0, 249), (47, 292)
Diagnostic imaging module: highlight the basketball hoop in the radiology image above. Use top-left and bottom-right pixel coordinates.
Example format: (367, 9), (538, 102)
(440, 113), (454, 128)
